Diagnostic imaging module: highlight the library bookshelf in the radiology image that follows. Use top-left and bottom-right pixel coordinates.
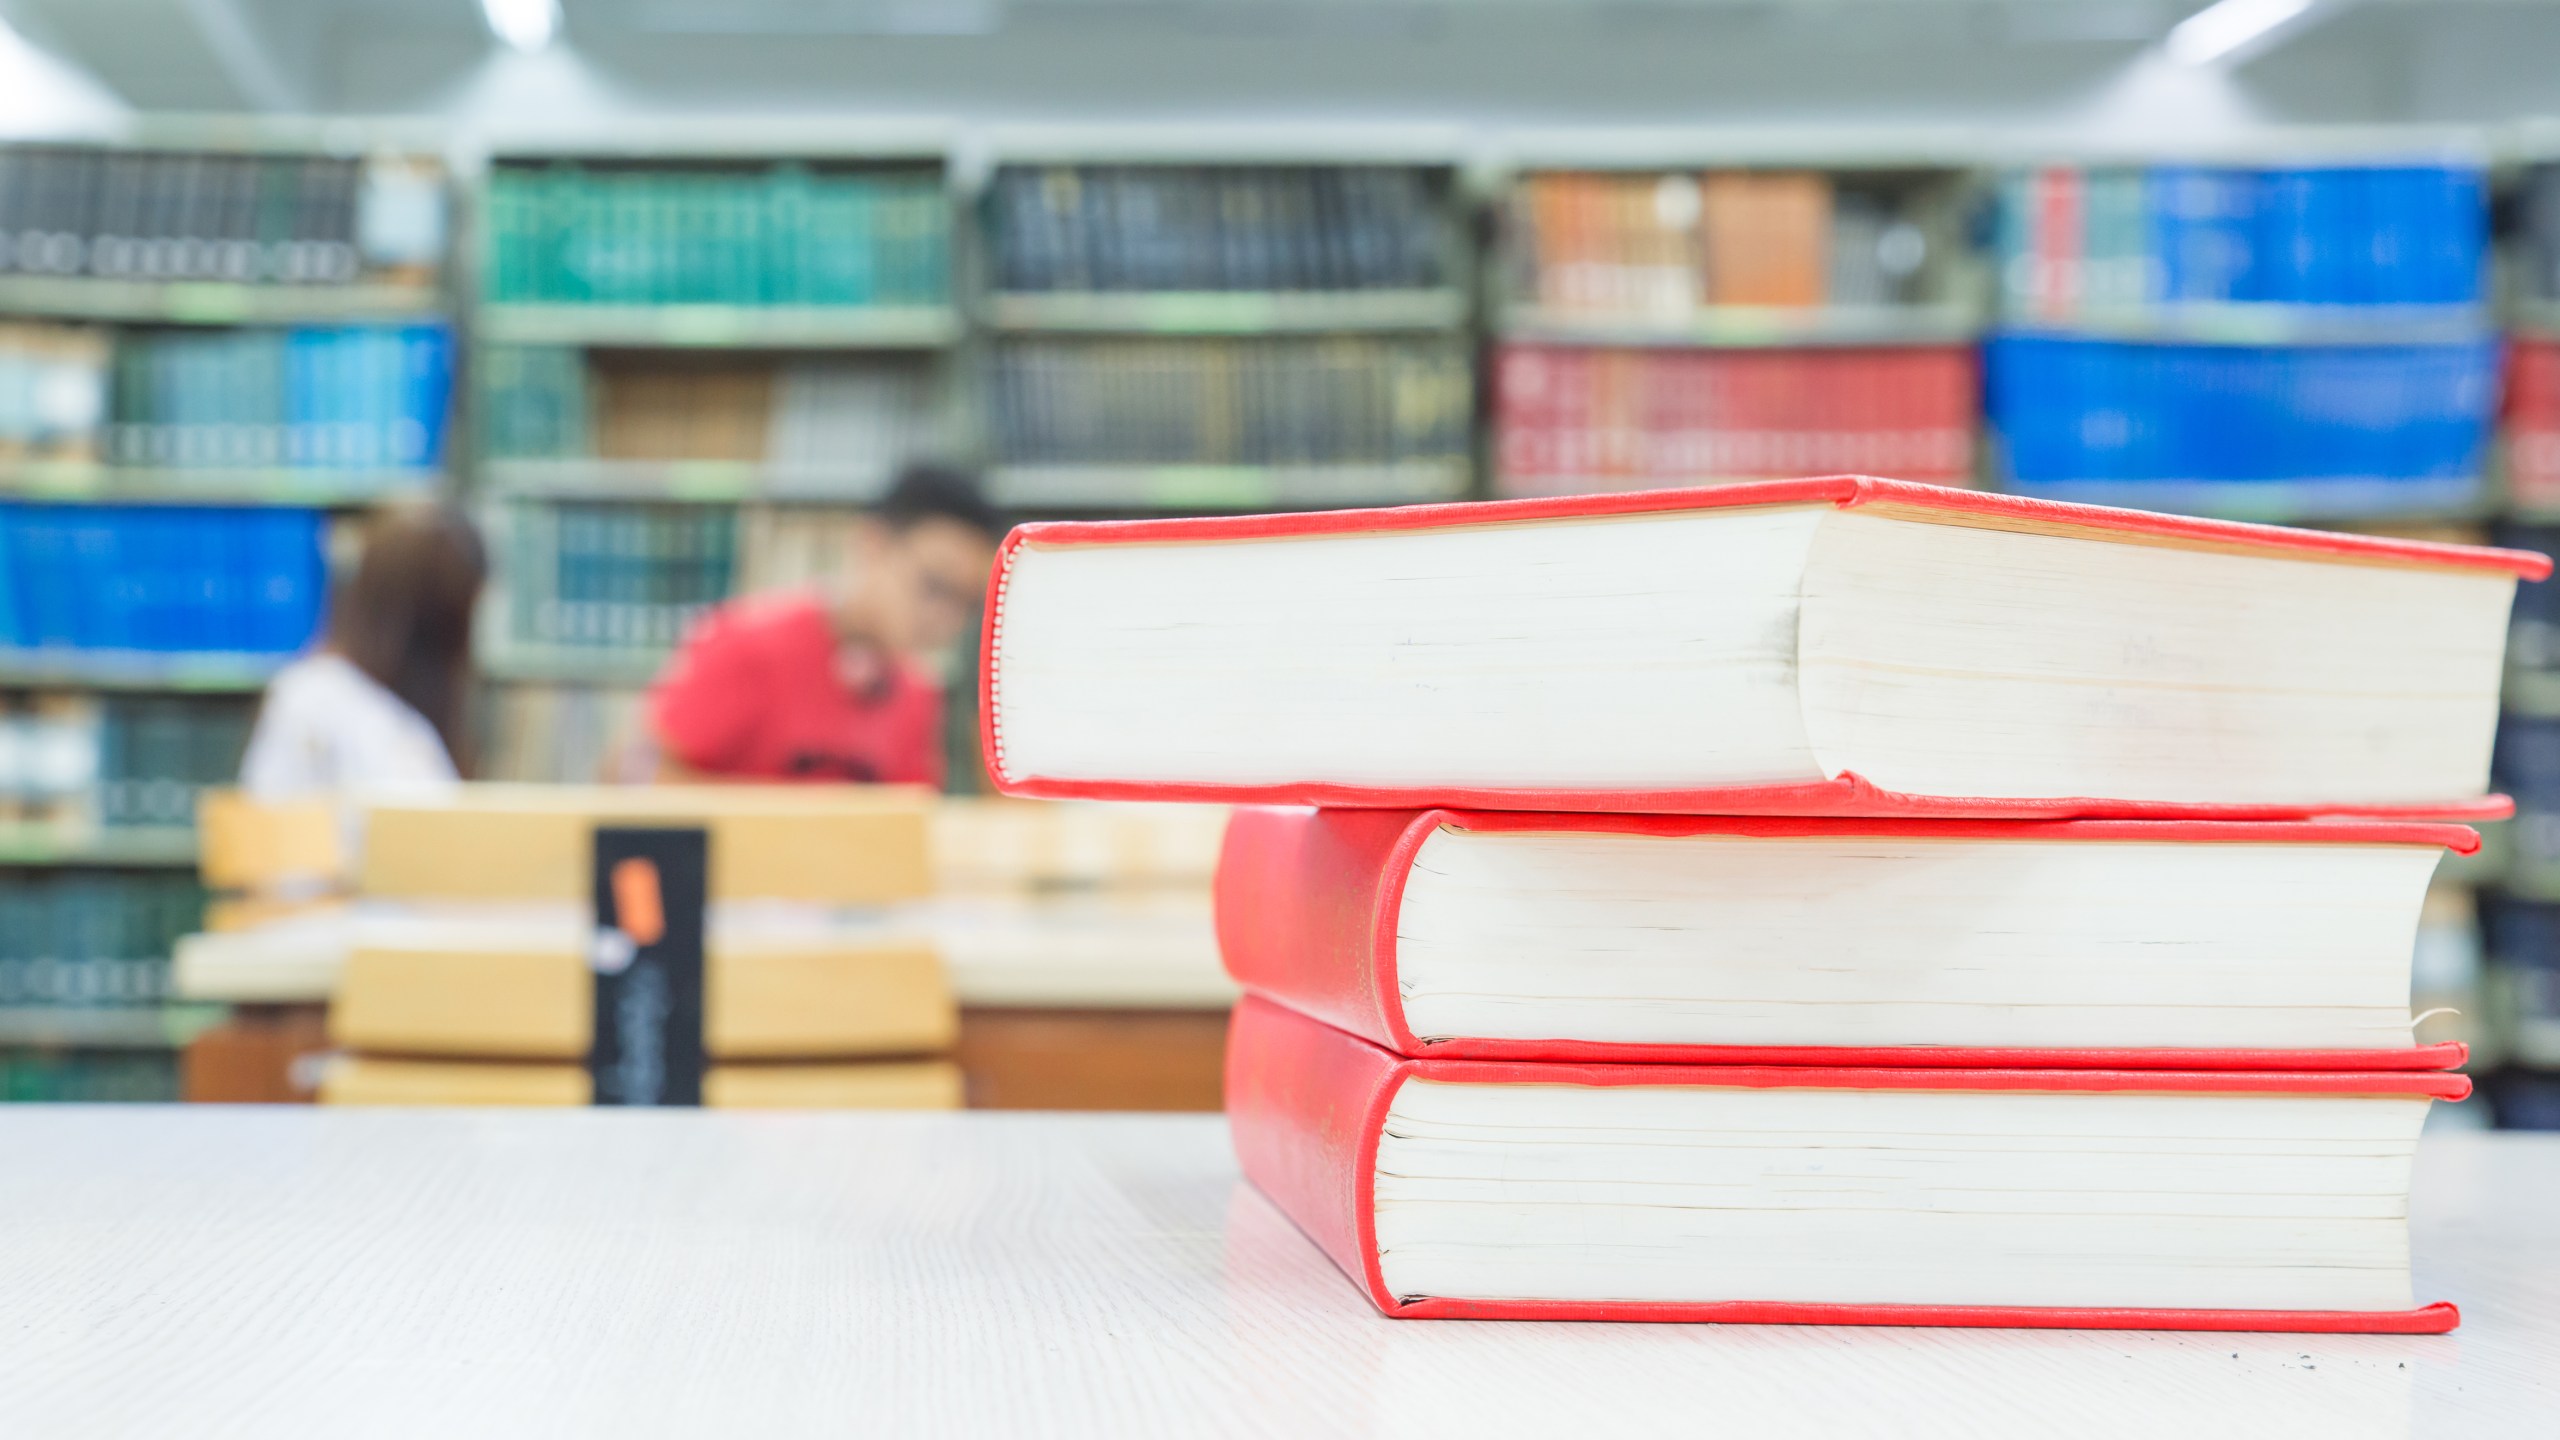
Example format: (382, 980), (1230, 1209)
(0, 128), (458, 1095)
(463, 137), (965, 782)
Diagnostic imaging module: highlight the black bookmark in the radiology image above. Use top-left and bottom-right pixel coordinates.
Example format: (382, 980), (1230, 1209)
(589, 825), (708, 1107)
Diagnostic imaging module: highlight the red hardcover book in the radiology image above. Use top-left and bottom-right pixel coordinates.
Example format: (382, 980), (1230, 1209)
(1229, 994), (2467, 1329)
(983, 476), (2546, 819)
(1215, 805), (2477, 1069)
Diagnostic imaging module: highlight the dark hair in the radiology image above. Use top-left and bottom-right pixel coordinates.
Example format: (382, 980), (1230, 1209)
(327, 503), (488, 777)
(877, 463), (1008, 539)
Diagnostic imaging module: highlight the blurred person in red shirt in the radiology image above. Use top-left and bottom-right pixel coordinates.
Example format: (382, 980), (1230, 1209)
(648, 464), (1006, 786)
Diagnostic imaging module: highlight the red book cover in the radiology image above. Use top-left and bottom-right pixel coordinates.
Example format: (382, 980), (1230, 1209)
(1228, 994), (2468, 1329)
(1492, 345), (1550, 483)
(1215, 805), (2477, 1069)
(983, 475), (2548, 818)
(2034, 166), (2085, 320)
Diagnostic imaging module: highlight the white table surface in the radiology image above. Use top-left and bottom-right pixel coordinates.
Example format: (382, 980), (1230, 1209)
(0, 1110), (2551, 1439)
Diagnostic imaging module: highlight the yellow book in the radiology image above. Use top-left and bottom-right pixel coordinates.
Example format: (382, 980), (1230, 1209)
(320, 1056), (964, 1109)
(329, 940), (957, 1060)
(197, 789), (344, 892)
(320, 1056), (591, 1107)
(359, 784), (933, 904)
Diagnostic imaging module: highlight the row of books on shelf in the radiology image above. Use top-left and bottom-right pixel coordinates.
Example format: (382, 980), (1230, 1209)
(1491, 344), (1976, 487)
(477, 347), (938, 471)
(497, 501), (738, 654)
(1506, 170), (1935, 315)
(490, 503), (907, 665)
(482, 163), (949, 308)
(0, 870), (204, 1006)
(0, 693), (250, 827)
(0, 147), (443, 285)
(1985, 334), (2496, 486)
(0, 503), (327, 655)
(107, 324), (453, 471)
(0, 1052), (178, 1103)
(0, 321), (453, 472)
(986, 165), (1449, 295)
(990, 337), (1472, 468)
(1997, 164), (2488, 316)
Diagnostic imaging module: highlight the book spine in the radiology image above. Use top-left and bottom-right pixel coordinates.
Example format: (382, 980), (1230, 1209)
(1224, 994), (1407, 1316)
(1213, 806), (1426, 1051)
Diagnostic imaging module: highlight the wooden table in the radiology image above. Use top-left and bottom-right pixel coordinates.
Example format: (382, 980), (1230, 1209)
(0, 1111), (2549, 1437)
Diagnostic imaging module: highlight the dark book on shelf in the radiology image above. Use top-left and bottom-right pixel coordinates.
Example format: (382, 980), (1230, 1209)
(503, 500), (737, 654)
(991, 336), (1470, 469)
(0, 144), (437, 286)
(0, 868), (204, 1009)
(987, 164), (1449, 295)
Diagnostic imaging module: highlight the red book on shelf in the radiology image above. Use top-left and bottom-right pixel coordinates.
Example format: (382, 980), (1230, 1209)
(981, 476), (2545, 819)
(1229, 994), (2467, 1329)
(1215, 805), (2478, 1069)
(2033, 166), (2085, 319)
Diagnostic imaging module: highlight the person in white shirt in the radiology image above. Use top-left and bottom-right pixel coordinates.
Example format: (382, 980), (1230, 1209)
(240, 503), (486, 805)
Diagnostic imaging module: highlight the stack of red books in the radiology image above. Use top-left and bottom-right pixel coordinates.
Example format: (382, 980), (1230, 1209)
(981, 477), (2548, 1331)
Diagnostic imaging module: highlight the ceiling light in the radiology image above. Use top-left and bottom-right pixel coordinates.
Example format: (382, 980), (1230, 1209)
(2165, 0), (2318, 67)
(482, 0), (562, 52)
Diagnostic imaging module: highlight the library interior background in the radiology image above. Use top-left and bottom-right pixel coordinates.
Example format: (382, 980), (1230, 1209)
(1, 0), (2560, 1122)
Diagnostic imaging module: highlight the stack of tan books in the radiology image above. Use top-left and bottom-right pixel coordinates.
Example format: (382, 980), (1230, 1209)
(320, 785), (961, 1109)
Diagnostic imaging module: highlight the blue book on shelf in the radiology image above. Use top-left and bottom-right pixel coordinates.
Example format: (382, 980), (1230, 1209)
(1989, 333), (2497, 497)
(2, 505), (75, 648)
(0, 511), (17, 650)
(256, 509), (326, 655)
(2150, 166), (2252, 303)
(148, 507), (192, 654)
(2254, 168), (2319, 305)
(400, 324), (454, 470)
(194, 508), (238, 654)
(58, 509), (115, 651)
(285, 328), (325, 468)
(2364, 168), (2417, 307)
(2419, 165), (2487, 306)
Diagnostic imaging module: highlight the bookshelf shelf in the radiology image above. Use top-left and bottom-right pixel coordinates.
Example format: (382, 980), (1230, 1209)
(0, 275), (443, 327)
(476, 644), (669, 686)
(1501, 302), (1982, 349)
(0, 650), (285, 693)
(987, 461), (1472, 510)
(478, 458), (894, 505)
(0, 1003), (227, 1050)
(0, 464), (441, 507)
(475, 304), (963, 350)
(2515, 299), (2560, 340)
(1998, 304), (2492, 347)
(0, 825), (198, 867)
(985, 289), (1468, 335)
(1997, 477), (2490, 523)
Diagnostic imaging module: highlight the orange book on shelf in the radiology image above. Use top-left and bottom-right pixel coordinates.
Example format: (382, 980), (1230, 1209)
(1526, 175), (1575, 308)
(1537, 174), (1595, 310)
(1700, 171), (1832, 307)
